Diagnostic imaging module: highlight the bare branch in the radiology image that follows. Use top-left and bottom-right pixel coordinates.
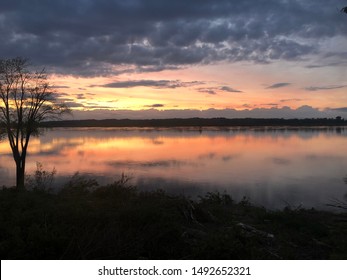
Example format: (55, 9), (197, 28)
(0, 57), (70, 189)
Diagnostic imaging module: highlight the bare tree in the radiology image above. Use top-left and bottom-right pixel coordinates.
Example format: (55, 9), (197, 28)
(0, 57), (69, 190)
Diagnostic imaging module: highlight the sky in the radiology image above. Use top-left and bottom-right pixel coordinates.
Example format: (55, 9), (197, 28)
(1, 0), (347, 119)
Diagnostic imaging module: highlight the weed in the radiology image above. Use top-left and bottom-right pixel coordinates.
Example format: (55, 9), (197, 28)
(0, 183), (346, 260)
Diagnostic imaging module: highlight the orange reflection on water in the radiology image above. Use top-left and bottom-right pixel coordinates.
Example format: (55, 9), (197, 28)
(12, 128), (344, 186)
(1, 127), (347, 208)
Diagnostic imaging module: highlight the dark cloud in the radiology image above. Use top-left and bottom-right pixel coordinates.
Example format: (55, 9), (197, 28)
(83, 105), (115, 110)
(63, 102), (85, 108)
(56, 92), (71, 97)
(50, 85), (70, 89)
(306, 62), (346, 68)
(304, 85), (346, 91)
(1, 0), (344, 76)
(198, 85), (242, 95)
(280, 98), (303, 103)
(261, 103), (279, 107)
(198, 88), (217, 95)
(242, 104), (252, 108)
(97, 79), (202, 89)
(266, 83), (291, 89)
(220, 86), (243, 93)
(75, 93), (87, 99)
(145, 104), (165, 108)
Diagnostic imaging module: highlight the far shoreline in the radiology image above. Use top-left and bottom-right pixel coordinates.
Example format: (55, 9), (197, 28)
(40, 117), (347, 128)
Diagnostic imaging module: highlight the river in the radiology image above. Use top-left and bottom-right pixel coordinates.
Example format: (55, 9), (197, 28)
(1, 126), (347, 210)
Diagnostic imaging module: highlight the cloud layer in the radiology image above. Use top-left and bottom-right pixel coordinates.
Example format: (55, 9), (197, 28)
(1, 0), (346, 76)
(266, 83), (291, 89)
(98, 80), (202, 89)
(67, 105), (347, 120)
(304, 85), (346, 91)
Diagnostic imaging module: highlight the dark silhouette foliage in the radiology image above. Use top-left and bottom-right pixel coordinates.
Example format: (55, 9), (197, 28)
(1, 179), (347, 260)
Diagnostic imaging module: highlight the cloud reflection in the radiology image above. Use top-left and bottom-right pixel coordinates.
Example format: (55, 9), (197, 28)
(271, 157), (292, 166)
(107, 159), (197, 169)
(1, 127), (347, 211)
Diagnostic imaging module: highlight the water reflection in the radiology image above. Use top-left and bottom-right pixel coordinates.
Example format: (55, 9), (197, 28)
(1, 127), (347, 209)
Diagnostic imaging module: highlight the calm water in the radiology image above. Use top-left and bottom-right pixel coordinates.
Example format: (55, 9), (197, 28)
(1, 127), (347, 209)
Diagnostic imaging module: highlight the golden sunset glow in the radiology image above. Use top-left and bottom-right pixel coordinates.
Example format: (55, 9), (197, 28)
(49, 57), (347, 119)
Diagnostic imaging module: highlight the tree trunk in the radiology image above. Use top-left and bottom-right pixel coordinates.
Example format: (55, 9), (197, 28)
(16, 158), (26, 191)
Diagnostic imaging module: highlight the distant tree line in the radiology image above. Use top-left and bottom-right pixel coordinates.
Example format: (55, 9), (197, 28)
(40, 117), (347, 128)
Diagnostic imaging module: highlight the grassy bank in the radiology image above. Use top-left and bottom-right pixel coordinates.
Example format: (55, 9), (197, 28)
(1, 177), (347, 259)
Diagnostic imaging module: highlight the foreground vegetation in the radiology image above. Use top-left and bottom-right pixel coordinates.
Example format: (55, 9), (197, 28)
(1, 176), (347, 259)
